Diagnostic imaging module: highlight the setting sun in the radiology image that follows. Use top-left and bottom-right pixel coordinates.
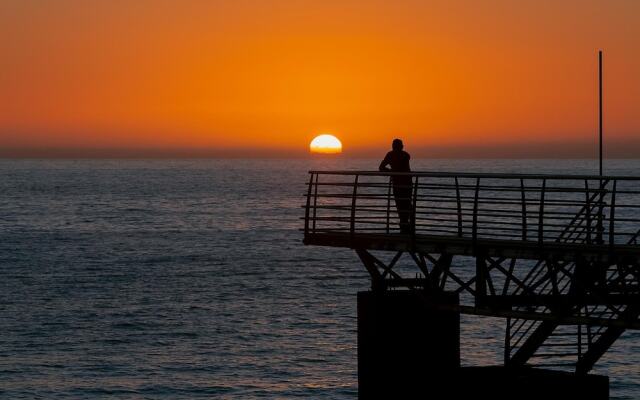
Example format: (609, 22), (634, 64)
(310, 134), (342, 154)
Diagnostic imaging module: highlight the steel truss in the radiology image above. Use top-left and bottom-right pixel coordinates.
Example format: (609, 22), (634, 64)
(355, 248), (640, 373)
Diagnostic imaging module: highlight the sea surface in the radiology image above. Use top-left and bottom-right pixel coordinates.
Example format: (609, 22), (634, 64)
(1, 159), (639, 399)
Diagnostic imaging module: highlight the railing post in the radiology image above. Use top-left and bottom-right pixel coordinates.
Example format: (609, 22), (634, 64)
(609, 180), (617, 248)
(386, 176), (392, 234)
(596, 179), (606, 245)
(350, 175), (359, 239)
(411, 175), (419, 239)
(455, 177), (463, 237)
(520, 179), (527, 241)
(304, 172), (314, 236)
(538, 179), (546, 245)
(585, 180), (592, 244)
(312, 173), (319, 233)
(472, 177), (481, 245)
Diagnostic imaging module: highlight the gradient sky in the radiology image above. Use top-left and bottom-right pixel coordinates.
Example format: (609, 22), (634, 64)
(1, 0), (638, 157)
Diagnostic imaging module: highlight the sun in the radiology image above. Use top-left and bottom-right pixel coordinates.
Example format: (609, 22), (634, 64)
(310, 134), (342, 154)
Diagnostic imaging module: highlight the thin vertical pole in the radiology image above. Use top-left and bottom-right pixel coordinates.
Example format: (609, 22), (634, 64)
(599, 50), (603, 176)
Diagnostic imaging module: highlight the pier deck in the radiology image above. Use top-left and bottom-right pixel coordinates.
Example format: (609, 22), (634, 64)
(304, 231), (640, 264)
(303, 170), (640, 374)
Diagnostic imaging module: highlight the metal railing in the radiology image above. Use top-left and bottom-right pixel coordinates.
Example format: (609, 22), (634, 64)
(304, 171), (640, 248)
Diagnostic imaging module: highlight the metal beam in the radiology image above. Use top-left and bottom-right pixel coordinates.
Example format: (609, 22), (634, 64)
(576, 304), (640, 374)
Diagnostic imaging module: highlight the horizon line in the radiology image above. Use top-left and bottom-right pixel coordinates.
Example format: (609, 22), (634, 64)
(2, 142), (640, 159)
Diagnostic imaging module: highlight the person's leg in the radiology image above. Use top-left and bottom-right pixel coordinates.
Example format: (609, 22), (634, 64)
(399, 195), (412, 233)
(394, 186), (412, 233)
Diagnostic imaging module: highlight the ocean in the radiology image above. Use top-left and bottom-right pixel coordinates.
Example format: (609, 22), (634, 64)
(1, 159), (639, 399)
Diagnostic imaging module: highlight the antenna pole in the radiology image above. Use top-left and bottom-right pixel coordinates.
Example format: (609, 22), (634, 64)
(599, 50), (603, 176)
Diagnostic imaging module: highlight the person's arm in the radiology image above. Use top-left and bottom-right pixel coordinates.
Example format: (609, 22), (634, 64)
(379, 153), (391, 171)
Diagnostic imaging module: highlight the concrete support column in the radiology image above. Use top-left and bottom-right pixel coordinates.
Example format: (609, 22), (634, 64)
(357, 290), (460, 399)
(356, 290), (609, 399)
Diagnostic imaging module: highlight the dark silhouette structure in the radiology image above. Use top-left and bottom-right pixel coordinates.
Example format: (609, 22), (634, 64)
(378, 139), (412, 233)
(304, 170), (640, 399)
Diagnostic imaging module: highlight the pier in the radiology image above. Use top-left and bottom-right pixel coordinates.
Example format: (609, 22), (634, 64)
(303, 170), (640, 399)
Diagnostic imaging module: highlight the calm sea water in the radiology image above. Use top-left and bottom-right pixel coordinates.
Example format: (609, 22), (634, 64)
(1, 159), (639, 399)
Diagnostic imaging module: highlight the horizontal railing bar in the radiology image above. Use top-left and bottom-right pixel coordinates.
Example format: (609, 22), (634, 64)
(308, 190), (622, 202)
(304, 205), (630, 219)
(307, 208), (631, 221)
(313, 181), (615, 194)
(309, 194), (615, 208)
(308, 227), (596, 239)
(307, 215), (632, 228)
(309, 170), (640, 180)
(412, 205), (622, 218)
(415, 228), (464, 235)
(310, 220), (624, 233)
(310, 206), (391, 213)
(317, 185), (606, 193)
(308, 186), (634, 197)
(416, 186), (610, 194)
(311, 211), (629, 224)
(304, 229), (640, 244)
(309, 193), (409, 199)
(304, 229), (640, 242)
(308, 221), (638, 236)
(415, 195), (602, 205)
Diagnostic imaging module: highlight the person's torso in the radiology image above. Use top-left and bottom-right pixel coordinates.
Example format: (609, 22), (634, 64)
(387, 150), (411, 185)
(387, 150), (410, 172)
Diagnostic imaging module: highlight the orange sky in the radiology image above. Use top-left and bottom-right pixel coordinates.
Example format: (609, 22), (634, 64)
(1, 0), (638, 157)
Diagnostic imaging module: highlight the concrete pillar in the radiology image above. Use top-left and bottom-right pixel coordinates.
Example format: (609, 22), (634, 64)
(356, 290), (609, 399)
(357, 290), (460, 399)
(454, 367), (609, 400)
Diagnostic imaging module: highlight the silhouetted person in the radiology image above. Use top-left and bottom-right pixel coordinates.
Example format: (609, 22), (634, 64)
(379, 139), (413, 234)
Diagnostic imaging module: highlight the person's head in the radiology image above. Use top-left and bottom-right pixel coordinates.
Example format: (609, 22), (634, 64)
(392, 138), (404, 151)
